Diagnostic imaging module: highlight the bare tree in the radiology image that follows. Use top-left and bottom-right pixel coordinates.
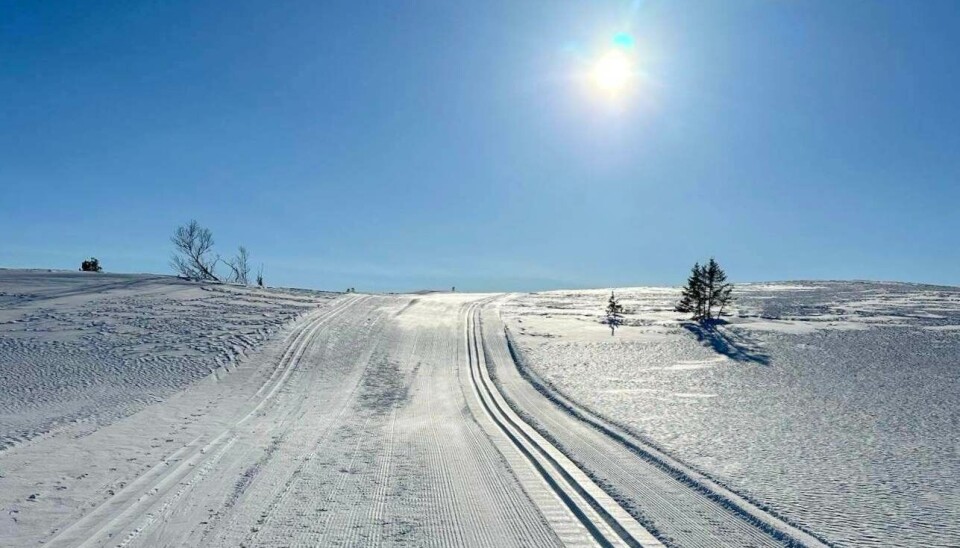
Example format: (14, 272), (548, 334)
(171, 220), (220, 281)
(226, 246), (251, 285)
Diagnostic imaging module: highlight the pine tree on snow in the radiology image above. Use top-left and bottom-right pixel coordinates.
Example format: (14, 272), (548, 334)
(605, 291), (625, 335)
(676, 258), (734, 322)
(676, 262), (705, 319)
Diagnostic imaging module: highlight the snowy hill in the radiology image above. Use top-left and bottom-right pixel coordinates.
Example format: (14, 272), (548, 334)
(501, 281), (960, 546)
(0, 270), (335, 450)
(1, 273), (956, 546)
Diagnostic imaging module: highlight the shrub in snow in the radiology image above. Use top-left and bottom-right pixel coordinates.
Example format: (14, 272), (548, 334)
(226, 246), (251, 285)
(80, 257), (102, 272)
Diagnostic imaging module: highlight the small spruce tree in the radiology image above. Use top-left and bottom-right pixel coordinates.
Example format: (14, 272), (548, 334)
(703, 258), (733, 319)
(604, 291), (625, 335)
(676, 262), (704, 319)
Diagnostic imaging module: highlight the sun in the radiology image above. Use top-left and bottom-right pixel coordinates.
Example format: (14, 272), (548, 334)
(592, 50), (633, 93)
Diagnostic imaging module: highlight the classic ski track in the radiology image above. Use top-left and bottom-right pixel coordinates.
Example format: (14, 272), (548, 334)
(454, 305), (584, 547)
(464, 302), (664, 548)
(146, 293), (377, 547)
(238, 295), (561, 547)
(41, 294), (366, 548)
(231, 305), (386, 547)
(27, 292), (828, 548)
(185, 308), (378, 547)
(410, 307), (523, 547)
(483, 300), (830, 548)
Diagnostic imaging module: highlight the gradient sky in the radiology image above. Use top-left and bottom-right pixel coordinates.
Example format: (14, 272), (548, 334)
(2, 1), (959, 292)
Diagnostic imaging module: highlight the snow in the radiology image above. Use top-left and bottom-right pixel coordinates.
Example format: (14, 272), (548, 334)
(3, 271), (956, 546)
(0, 279), (564, 546)
(501, 281), (960, 546)
(0, 270), (335, 451)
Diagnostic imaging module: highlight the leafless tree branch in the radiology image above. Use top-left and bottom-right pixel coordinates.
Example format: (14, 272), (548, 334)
(170, 220), (220, 281)
(226, 246), (251, 285)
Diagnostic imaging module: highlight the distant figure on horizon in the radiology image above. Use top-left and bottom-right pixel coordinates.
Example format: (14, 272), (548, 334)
(451, 286), (455, 292)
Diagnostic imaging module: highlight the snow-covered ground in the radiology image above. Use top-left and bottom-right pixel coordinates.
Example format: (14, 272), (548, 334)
(0, 276), (585, 547)
(501, 281), (960, 547)
(0, 270), (334, 450)
(3, 271), (956, 546)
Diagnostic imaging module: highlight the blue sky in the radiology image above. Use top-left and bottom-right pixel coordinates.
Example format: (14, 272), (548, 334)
(2, 1), (959, 292)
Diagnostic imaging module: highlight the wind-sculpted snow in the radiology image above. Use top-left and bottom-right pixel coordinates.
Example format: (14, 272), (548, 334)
(502, 282), (960, 546)
(0, 270), (334, 450)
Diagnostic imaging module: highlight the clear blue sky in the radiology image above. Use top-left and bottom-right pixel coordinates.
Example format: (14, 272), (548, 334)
(2, 1), (959, 292)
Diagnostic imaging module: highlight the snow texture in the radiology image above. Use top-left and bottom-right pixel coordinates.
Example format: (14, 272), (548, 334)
(501, 281), (960, 547)
(0, 269), (334, 451)
(3, 271), (956, 547)
(0, 279), (563, 547)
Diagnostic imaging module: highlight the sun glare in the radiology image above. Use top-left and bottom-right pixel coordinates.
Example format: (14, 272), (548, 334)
(592, 50), (633, 93)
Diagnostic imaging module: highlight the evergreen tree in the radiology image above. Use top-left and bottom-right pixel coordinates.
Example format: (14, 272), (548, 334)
(604, 291), (625, 335)
(675, 262), (705, 319)
(676, 258), (734, 322)
(704, 258), (733, 318)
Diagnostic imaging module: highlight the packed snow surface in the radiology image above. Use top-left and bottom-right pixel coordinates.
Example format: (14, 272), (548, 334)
(3, 271), (956, 547)
(0, 279), (571, 547)
(0, 270), (334, 450)
(502, 281), (960, 547)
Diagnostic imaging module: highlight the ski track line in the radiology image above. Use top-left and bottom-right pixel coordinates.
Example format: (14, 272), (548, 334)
(365, 405), (397, 547)
(456, 301), (578, 547)
(486, 300), (830, 548)
(464, 302), (664, 548)
(236, 306), (389, 547)
(489, 320), (763, 547)
(423, 327), (482, 547)
(189, 304), (379, 546)
(363, 328), (419, 546)
(451, 306), (567, 548)
(435, 302), (556, 548)
(41, 294), (366, 548)
(149, 294), (373, 546)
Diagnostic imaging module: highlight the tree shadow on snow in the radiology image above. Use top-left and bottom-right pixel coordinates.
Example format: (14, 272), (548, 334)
(681, 320), (771, 366)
